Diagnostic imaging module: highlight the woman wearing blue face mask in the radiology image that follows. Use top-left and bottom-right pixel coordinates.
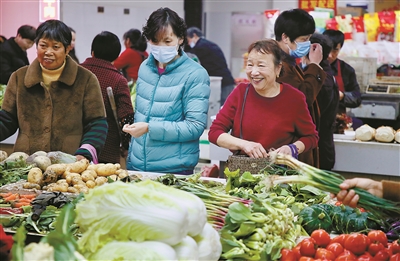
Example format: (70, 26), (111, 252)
(274, 8), (326, 168)
(122, 7), (210, 174)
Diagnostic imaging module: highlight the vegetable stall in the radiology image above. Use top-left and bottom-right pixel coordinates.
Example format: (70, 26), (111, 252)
(0, 149), (399, 261)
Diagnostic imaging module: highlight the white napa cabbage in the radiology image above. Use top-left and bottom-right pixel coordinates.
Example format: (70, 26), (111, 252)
(172, 236), (199, 261)
(89, 241), (177, 261)
(75, 182), (189, 255)
(133, 179), (207, 236)
(193, 223), (222, 261)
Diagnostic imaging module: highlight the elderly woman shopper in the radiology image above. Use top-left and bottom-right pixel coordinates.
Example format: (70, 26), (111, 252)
(123, 7), (210, 174)
(0, 19), (107, 162)
(209, 39), (318, 159)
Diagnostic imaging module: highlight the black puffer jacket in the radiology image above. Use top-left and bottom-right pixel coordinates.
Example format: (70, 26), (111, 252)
(0, 37), (30, 84)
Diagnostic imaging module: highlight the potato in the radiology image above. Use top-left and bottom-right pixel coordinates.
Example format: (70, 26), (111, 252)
(33, 156), (52, 172)
(65, 173), (80, 184)
(86, 164), (99, 171)
(116, 169), (129, 179)
(27, 167), (43, 184)
(4, 152), (29, 163)
(86, 180), (96, 188)
(42, 170), (58, 184)
(73, 184), (86, 190)
(46, 163), (67, 176)
(109, 174), (118, 182)
(23, 182), (41, 190)
(81, 170), (95, 182)
(66, 158), (89, 173)
(0, 150), (8, 162)
(56, 179), (67, 184)
(55, 183), (69, 192)
(67, 187), (79, 194)
(96, 163), (117, 176)
(114, 163), (121, 170)
(95, 176), (108, 186)
(71, 175), (83, 185)
(81, 169), (97, 179)
(79, 186), (89, 194)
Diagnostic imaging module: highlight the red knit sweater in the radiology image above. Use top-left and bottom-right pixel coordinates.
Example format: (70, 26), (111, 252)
(113, 48), (147, 81)
(208, 82), (319, 153)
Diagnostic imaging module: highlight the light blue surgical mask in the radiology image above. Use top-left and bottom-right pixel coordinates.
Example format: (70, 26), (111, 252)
(150, 44), (178, 64)
(288, 41), (311, 58)
(189, 41), (196, 48)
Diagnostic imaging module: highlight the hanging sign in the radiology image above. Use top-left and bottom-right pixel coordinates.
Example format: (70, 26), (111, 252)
(299, 0), (336, 13)
(39, 0), (60, 22)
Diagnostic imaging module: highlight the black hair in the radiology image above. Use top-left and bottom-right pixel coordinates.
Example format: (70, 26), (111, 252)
(247, 39), (284, 78)
(142, 7), (187, 55)
(91, 31), (121, 62)
(123, 29), (147, 52)
(35, 19), (72, 50)
(0, 35), (6, 43)
(308, 33), (333, 61)
(187, 27), (203, 38)
(323, 29), (345, 49)
(274, 9), (315, 42)
(17, 25), (36, 41)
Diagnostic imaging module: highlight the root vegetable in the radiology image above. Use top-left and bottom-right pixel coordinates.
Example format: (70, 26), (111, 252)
(67, 187), (79, 194)
(47, 151), (76, 164)
(27, 167), (43, 185)
(22, 182), (41, 190)
(79, 186), (89, 193)
(95, 177), (108, 186)
(71, 176), (83, 185)
(0, 151), (7, 162)
(96, 163), (117, 176)
(33, 156), (52, 172)
(66, 158), (89, 173)
(81, 172), (95, 182)
(81, 169), (97, 179)
(109, 174), (118, 182)
(4, 152), (29, 163)
(86, 180), (95, 188)
(42, 170), (58, 184)
(116, 169), (129, 179)
(57, 179), (67, 184)
(46, 164), (67, 177)
(86, 164), (98, 171)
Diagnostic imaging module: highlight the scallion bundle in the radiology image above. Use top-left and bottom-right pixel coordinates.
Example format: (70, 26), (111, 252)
(267, 152), (400, 218)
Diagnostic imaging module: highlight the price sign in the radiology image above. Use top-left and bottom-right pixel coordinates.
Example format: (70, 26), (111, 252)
(39, 0), (60, 22)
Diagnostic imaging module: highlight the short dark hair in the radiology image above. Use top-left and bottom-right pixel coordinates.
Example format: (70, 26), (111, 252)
(123, 29), (147, 52)
(274, 9), (315, 42)
(91, 31), (121, 62)
(17, 25), (36, 41)
(35, 19), (72, 50)
(247, 39), (284, 77)
(308, 33), (333, 61)
(323, 29), (345, 49)
(142, 7), (187, 55)
(187, 27), (203, 38)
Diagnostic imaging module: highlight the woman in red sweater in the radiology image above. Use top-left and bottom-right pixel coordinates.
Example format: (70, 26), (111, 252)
(208, 39), (318, 159)
(113, 28), (148, 82)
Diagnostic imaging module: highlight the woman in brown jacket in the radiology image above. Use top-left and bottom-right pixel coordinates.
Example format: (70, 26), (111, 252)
(0, 19), (107, 162)
(274, 9), (326, 168)
(336, 178), (400, 206)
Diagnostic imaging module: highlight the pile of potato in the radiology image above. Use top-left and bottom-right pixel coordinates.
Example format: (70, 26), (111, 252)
(23, 159), (129, 194)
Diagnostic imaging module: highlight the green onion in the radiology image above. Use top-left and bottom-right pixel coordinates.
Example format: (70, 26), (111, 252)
(268, 152), (400, 218)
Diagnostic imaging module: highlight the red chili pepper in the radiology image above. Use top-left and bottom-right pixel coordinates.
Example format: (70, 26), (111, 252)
(0, 207), (24, 215)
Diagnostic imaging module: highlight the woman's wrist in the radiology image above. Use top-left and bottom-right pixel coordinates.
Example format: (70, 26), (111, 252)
(288, 143), (299, 159)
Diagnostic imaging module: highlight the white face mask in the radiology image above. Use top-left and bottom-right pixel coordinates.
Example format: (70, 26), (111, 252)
(150, 44), (178, 64)
(189, 41), (196, 48)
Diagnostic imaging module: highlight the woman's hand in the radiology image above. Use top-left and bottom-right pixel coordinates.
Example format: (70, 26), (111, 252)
(123, 122), (149, 138)
(275, 145), (292, 156)
(336, 178), (383, 208)
(309, 43), (323, 65)
(241, 141), (268, 158)
(75, 155), (87, 161)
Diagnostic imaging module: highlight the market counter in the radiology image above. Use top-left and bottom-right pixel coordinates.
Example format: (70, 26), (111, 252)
(208, 139), (400, 177)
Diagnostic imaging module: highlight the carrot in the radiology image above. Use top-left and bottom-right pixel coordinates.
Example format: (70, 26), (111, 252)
(20, 194), (36, 200)
(0, 192), (12, 198)
(13, 202), (30, 208)
(4, 194), (18, 202)
(18, 198), (32, 203)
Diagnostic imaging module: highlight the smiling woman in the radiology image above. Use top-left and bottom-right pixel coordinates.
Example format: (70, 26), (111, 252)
(0, 19), (108, 163)
(208, 39), (319, 161)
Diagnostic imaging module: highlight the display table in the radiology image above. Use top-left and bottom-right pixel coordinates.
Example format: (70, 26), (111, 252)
(208, 139), (400, 177)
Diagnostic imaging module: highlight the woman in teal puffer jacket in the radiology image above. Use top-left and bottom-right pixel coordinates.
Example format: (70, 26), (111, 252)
(123, 7), (210, 174)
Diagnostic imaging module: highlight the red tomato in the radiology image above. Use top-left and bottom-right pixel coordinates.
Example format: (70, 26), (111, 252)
(293, 245), (302, 260)
(389, 241), (400, 255)
(311, 229), (332, 248)
(368, 242), (385, 256)
(390, 253), (400, 261)
(315, 248), (336, 260)
(357, 253), (373, 261)
(375, 250), (391, 261)
(327, 243), (345, 257)
(331, 234), (349, 247)
(344, 233), (369, 255)
(299, 257), (315, 261)
(281, 248), (297, 261)
(335, 250), (357, 261)
(368, 230), (388, 247)
(300, 238), (317, 257)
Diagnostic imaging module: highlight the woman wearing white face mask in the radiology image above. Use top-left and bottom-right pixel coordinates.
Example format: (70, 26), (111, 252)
(274, 8), (326, 168)
(122, 7), (210, 174)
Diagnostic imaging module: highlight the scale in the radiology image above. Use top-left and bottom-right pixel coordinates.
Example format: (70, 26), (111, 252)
(348, 77), (400, 129)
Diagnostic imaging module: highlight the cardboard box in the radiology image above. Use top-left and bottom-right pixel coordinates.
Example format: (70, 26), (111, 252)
(337, 7), (365, 17)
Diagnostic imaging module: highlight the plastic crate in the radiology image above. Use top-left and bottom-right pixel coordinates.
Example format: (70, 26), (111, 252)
(340, 57), (377, 93)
